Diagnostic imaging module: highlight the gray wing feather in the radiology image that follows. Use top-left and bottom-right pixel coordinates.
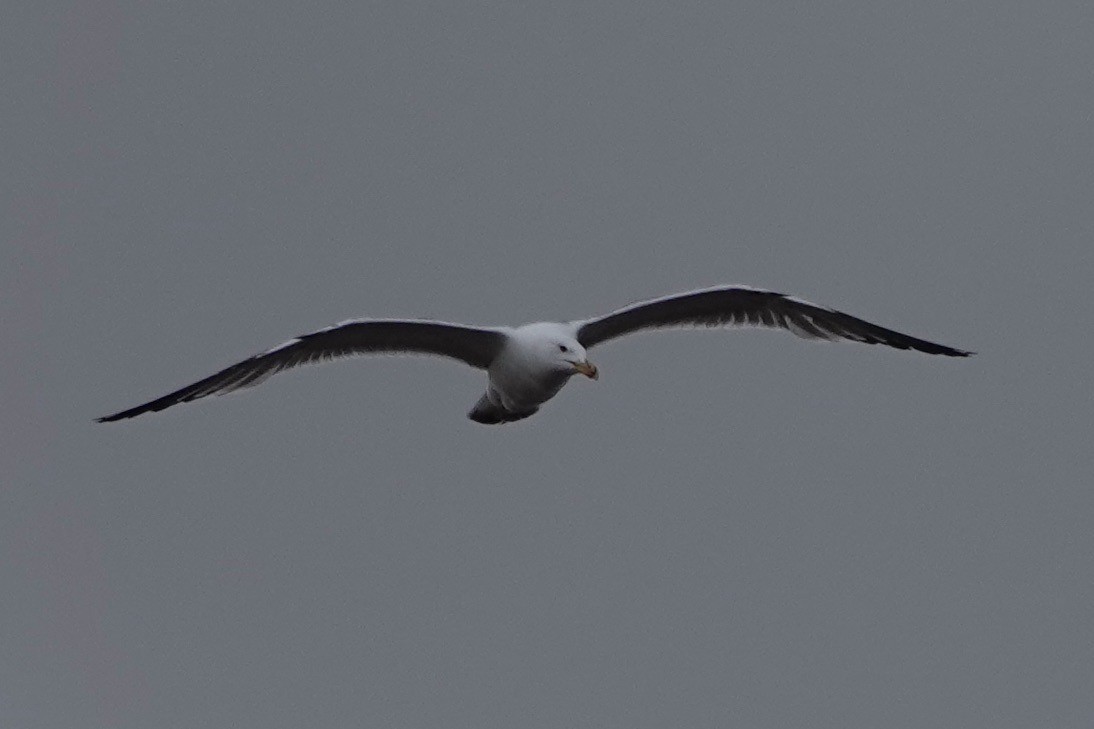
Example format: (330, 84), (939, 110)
(575, 286), (972, 357)
(97, 320), (508, 422)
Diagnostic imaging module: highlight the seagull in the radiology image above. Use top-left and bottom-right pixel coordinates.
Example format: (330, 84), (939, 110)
(96, 285), (972, 424)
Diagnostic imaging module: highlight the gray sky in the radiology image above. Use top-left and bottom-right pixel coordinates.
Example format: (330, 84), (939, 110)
(4, 1), (1093, 727)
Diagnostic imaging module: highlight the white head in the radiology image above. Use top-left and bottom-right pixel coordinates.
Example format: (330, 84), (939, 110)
(547, 336), (598, 379)
(516, 323), (599, 380)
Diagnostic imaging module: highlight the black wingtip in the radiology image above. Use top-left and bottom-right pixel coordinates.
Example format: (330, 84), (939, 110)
(94, 403), (159, 422)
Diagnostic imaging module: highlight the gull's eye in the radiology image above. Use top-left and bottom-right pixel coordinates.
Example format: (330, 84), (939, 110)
(558, 344), (569, 353)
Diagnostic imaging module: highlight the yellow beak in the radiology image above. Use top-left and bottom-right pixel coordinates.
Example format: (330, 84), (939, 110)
(572, 361), (599, 380)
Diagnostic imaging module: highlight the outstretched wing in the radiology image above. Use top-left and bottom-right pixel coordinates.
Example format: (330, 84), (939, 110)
(97, 320), (509, 422)
(575, 286), (972, 357)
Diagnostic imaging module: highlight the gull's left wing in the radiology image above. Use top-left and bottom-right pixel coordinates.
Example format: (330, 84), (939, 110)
(574, 286), (972, 357)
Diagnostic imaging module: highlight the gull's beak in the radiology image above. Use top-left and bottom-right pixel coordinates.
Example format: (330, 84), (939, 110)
(572, 360), (599, 380)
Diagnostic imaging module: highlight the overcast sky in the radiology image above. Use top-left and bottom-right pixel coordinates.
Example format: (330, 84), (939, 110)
(4, 1), (1093, 727)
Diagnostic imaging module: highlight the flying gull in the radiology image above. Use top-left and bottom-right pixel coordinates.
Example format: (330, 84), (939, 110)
(96, 285), (972, 424)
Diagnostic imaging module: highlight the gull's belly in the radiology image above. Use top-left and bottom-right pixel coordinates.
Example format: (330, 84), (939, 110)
(490, 367), (569, 411)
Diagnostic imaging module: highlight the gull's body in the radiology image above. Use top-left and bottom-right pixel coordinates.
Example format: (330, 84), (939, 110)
(97, 286), (972, 424)
(475, 322), (591, 423)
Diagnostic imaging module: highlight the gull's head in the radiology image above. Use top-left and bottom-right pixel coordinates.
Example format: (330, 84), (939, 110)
(552, 338), (598, 379)
(515, 323), (599, 380)
(511, 324), (599, 380)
